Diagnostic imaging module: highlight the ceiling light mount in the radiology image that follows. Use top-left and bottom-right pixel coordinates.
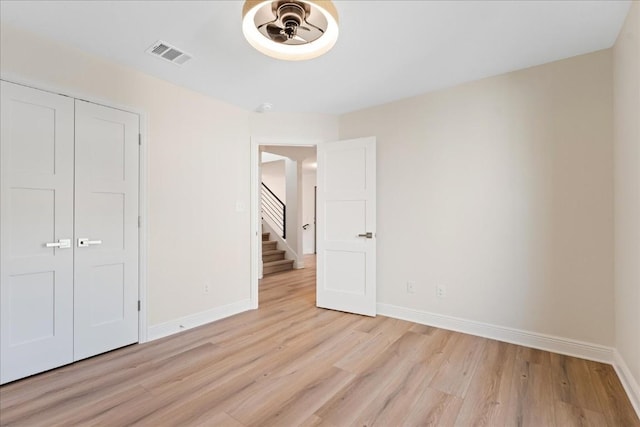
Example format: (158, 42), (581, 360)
(242, 0), (339, 61)
(257, 102), (274, 113)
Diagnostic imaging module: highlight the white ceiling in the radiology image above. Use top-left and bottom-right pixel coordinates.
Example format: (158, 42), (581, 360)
(0, 0), (631, 114)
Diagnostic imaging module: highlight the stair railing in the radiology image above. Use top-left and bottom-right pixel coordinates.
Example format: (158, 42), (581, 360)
(261, 182), (286, 239)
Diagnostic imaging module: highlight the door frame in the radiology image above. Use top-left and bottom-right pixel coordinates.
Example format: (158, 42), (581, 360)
(250, 137), (321, 309)
(0, 73), (150, 343)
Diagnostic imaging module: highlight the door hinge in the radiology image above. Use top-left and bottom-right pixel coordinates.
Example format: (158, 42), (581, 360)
(138, 134), (142, 146)
(138, 216), (141, 228)
(138, 300), (141, 311)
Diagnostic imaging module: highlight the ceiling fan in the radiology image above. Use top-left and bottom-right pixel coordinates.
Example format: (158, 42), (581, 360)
(258, 2), (325, 45)
(242, 0), (339, 60)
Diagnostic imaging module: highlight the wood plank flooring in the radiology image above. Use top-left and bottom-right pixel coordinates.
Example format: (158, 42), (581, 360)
(1, 255), (638, 426)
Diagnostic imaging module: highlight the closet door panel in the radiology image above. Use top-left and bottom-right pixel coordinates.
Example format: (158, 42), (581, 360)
(74, 100), (139, 361)
(0, 81), (74, 384)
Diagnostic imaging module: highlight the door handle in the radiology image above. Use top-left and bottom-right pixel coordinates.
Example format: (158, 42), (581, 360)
(78, 238), (102, 247)
(45, 239), (71, 249)
(357, 232), (373, 239)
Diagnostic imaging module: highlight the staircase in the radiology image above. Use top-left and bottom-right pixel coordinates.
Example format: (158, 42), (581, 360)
(262, 231), (294, 275)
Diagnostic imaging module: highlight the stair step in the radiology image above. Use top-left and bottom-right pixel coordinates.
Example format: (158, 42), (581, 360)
(262, 240), (277, 251)
(263, 259), (294, 275)
(262, 232), (270, 241)
(262, 249), (285, 262)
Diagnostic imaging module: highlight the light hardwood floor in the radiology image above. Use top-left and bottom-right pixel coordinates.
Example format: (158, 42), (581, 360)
(1, 255), (638, 426)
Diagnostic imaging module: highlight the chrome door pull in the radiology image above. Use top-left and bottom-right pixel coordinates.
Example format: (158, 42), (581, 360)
(45, 239), (71, 249)
(78, 238), (102, 247)
(357, 232), (373, 239)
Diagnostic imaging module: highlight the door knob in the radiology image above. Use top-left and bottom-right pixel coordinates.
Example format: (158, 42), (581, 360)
(357, 232), (373, 238)
(78, 238), (102, 247)
(45, 239), (71, 249)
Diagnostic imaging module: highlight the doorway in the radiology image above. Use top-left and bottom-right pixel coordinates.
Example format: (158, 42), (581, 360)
(250, 136), (377, 316)
(250, 139), (319, 309)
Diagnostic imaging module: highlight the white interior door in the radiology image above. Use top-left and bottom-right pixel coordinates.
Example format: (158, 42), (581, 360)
(317, 137), (376, 316)
(73, 100), (139, 361)
(0, 81), (75, 383)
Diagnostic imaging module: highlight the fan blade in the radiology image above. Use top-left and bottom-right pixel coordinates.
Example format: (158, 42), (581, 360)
(293, 35), (307, 42)
(266, 24), (288, 43)
(303, 18), (324, 33)
(299, 26), (311, 31)
(256, 17), (278, 30)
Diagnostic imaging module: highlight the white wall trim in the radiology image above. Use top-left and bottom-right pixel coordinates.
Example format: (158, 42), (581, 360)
(137, 104), (149, 343)
(147, 299), (252, 342)
(0, 75), (151, 345)
(613, 349), (640, 418)
(381, 303), (640, 413)
(251, 138), (261, 308)
(377, 303), (614, 364)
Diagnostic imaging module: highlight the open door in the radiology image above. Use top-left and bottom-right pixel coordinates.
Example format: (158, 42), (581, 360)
(317, 137), (376, 316)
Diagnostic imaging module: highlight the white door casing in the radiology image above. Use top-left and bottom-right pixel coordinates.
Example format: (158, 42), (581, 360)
(316, 137), (376, 316)
(73, 100), (140, 361)
(0, 81), (75, 383)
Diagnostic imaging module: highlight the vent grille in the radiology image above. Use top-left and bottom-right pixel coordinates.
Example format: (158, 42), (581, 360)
(146, 40), (192, 66)
(151, 43), (170, 55)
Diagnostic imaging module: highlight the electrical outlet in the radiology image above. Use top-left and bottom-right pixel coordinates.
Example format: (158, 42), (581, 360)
(204, 282), (210, 294)
(406, 281), (416, 294)
(436, 284), (447, 298)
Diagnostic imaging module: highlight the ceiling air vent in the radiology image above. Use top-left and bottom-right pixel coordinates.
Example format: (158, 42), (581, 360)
(146, 40), (192, 65)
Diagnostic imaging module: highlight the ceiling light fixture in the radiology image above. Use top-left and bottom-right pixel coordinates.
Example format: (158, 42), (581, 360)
(242, 0), (339, 61)
(257, 102), (274, 112)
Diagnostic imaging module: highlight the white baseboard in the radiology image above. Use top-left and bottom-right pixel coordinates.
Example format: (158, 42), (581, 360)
(377, 303), (614, 364)
(613, 349), (640, 418)
(147, 299), (252, 341)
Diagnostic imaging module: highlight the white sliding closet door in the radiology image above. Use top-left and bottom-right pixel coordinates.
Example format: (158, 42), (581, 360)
(74, 100), (140, 361)
(0, 81), (75, 383)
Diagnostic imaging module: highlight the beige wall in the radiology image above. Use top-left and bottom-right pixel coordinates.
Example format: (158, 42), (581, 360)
(260, 161), (318, 254)
(250, 112), (338, 143)
(0, 25), (342, 328)
(0, 18), (629, 363)
(261, 160), (286, 201)
(0, 25), (252, 326)
(340, 50), (614, 346)
(614, 1), (640, 391)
